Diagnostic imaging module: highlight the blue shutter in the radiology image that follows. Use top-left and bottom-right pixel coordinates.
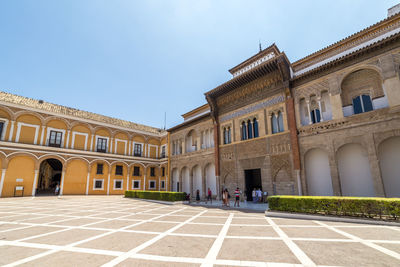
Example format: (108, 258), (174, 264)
(253, 119), (259, 138)
(247, 120), (253, 139)
(362, 95), (373, 112)
(272, 114), (278, 134)
(242, 122), (247, 140)
(278, 112), (284, 132)
(353, 96), (362, 114)
(316, 109), (321, 123)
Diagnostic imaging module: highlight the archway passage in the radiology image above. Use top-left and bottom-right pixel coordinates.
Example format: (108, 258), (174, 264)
(245, 169), (261, 201)
(305, 149), (334, 196)
(379, 137), (400, 198)
(37, 159), (63, 195)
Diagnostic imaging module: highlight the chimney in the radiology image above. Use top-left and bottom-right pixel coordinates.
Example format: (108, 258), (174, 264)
(388, 3), (400, 17)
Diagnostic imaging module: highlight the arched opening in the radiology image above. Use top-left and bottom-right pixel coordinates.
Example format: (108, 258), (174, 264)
(37, 158), (63, 195)
(241, 121), (247, 140)
(205, 163), (216, 196)
(337, 143), (375, 197)
(253, 118), (259, 138)
(378, 137), (400, 198)
(172, 168), (179, 192)
(185, 130), (197, 153)
(247, 120), (253, 139)
(305, 149), (333, 196)
(192, 165), (202, 196)
(182, 167), (190, 194)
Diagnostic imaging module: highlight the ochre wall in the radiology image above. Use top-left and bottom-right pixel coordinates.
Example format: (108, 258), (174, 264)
(63, 159), (87, 195)
(88, 161), (109, 195)
(2, 156), (35, 197)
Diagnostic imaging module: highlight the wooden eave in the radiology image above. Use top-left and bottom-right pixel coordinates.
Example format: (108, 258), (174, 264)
(167, 113), (211, 133)
(181, 103), (209, 119)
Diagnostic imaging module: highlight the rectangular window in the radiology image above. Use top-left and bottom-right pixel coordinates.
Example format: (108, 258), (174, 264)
(134, 144), (142, 156)
(150, 167), (155, 177)
(132, 180), (140, 189)
(96, 164), (103, 174)
(161, 146), (166, 158)
(114, 180), (123, 190)
(161, 180), (165, 189)
(133, 166), (140, 176)
(115, 165), (123, 175)
(0, 121), (4, 139)
(97, 138), (107, 153)
(94, 179), (103, 190)
(149, 180), (156, 189)
(49, 130), (63, 147)
(162, 167), (165, 177)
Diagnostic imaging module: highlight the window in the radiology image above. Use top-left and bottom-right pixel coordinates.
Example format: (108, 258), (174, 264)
(149, 180), (156, 189)
(253, 118), (259, 138)
(133, 166), (140, 176)
(272, 112), (284, 134)
(94, 179), (103, 190)
(353, 95), (373, 114)
(228, 127), (231, 144)
(132, 180), (140, 189)
(161, 146), (166, 158)
(223, 127), (231, 144)
(247, 120), (253, 139)
(162, 167), (165, 177)
(310, 109), (321, 124)
(115, 165), (123, 175)
(97, 138), (107, 153)
(241, 121), (247, 140)
(134, 143), (142, 156)
(114, 180), (123, 190)
(0, 121), (4, 139)
(150, 167), (155, 177)
(160, 180), (165, 189)
(96, 164), (103, 174)
(49, 130), (62, 147)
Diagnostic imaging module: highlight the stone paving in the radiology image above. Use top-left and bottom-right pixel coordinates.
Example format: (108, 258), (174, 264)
(0, 196), (399, 267)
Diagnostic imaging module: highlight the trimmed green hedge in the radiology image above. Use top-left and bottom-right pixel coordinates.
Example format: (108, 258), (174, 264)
(125, 190), (186, 202)
(267, 196), (400, 221)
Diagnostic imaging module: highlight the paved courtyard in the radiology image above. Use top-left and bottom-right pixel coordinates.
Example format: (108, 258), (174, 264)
(0, 196), (399, 267)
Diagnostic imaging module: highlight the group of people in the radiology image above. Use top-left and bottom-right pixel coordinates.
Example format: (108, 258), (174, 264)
(251, 188), (267, 203)
(222, 187), (241, 207)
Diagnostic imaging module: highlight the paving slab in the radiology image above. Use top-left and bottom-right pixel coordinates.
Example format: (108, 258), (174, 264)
(0, 245), (48, 265)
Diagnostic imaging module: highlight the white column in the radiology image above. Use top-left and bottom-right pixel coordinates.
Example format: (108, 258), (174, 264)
(107, 173), (111, 195)
(1, 121), (8, 141)
(126, 172), (129, 191)
(39, 125), (46, 145)
(65, 130), (70, 148)
(296, 170), (302, 195)
(110, 138), (114, 153)
(143, 175), (146, 190)
(59, 170), (66, 196)
(318, 98), (324, 122)
(31, 169), (39, 196)
(128, 141), (131, 156)
(8, 121), (15, 142)
(90, 134), (94, 151)
(306, 101), (312, 125)
(0, 169), (7, 197)
(85, 172), (90, 195)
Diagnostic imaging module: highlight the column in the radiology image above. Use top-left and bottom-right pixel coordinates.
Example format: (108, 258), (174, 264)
(85, 172), (90, 195)
(367, 134), (385, 197)
(8, 120), (15, 142)
(128, 140), (131, 156)
(59, 170), (66, 196)
(1, 121), (8, 141)
(306, 100), (312, 125)
(190, 171), (193, 197)
(143, 175), (147, 190)
(31, 169), (39, 196)
(65, 130), (71, 148)
(0, 169), (7, 198)
(202, 170), (206, 199)
(39, 125), (46, 145)
(126, 167), (130, 191)
(318, 98), (324, 122)
(109, 138), (114, 154)
(107, 172), (111, 195)
(90, 134), (94, 151)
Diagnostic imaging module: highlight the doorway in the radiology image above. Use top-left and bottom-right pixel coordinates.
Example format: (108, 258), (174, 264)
(37, 159), (63, 195)
(245, 169), (262, 201)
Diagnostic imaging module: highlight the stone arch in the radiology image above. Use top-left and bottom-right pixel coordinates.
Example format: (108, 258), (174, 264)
(63, 158), (88, 195)
(2, 154), (36, 197)
(378, 136), (400, 197)
(7, 152), (38, 168)
(185, 129), (198, 153)
(171, 167), (179, 192)
(44, 116), (70, 129)
(305, 148), (333, 196)
(337, 143), (375, 197)
(191, 164), (202, 196)
(0, 105), (13, 120)
(70, 121), (94, 133)
(204, 163), (216, 196)
(181, 166), (190, 194)
(14, 111), (44, 125)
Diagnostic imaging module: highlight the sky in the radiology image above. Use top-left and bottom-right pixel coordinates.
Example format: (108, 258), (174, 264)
(0, 0), (399, 129)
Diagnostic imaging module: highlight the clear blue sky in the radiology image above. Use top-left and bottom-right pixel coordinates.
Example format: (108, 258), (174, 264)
(0, 0), (398, 128)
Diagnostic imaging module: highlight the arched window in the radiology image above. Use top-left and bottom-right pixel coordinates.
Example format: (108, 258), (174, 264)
(253, 118), (259, 138)
(271, 113), (278, 134)
(227, 127), (231, 144)
(241, 121), (247, 140)
(247, 120), (253, 139)
(353, 94), (373, 114)
(223, 128), (226, 144)
(310, 108), (321, 124)
(278, 111), (284, 132)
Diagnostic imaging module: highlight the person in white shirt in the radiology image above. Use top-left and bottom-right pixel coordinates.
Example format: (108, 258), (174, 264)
(257, 188), (262, 203)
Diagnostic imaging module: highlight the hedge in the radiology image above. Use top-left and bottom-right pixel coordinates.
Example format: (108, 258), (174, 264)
(125, 190), (186, 202)
(267, 195), (400, 221)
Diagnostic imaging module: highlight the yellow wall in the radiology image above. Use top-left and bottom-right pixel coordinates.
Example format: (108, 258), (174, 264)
(2, 156), (35, 197)
(46, 119), (68, 147)
(63, 159), (87, 195)
(129, 164), (144, 190)
(71, 125), (90, 150)
(88, 161), (109, 195)
(109, 164), (126, 195)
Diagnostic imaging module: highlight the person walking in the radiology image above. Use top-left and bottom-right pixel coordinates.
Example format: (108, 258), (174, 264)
(54, 183), (60, 196)
(257, 188), (262, 203)
(222, 188), (227, 207)
(252, 188), (256, 203)
(234, 187), (240, 207)
(196, 189), (200, 203)
(206, 187), (212, 204)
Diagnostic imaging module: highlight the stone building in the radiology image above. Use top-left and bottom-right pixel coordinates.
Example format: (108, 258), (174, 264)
(169, 5), (400, 199)
(0, 92), (168, 197)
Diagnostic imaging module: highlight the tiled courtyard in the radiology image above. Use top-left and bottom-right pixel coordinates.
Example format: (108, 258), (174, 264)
(0, 196), (399, 267)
